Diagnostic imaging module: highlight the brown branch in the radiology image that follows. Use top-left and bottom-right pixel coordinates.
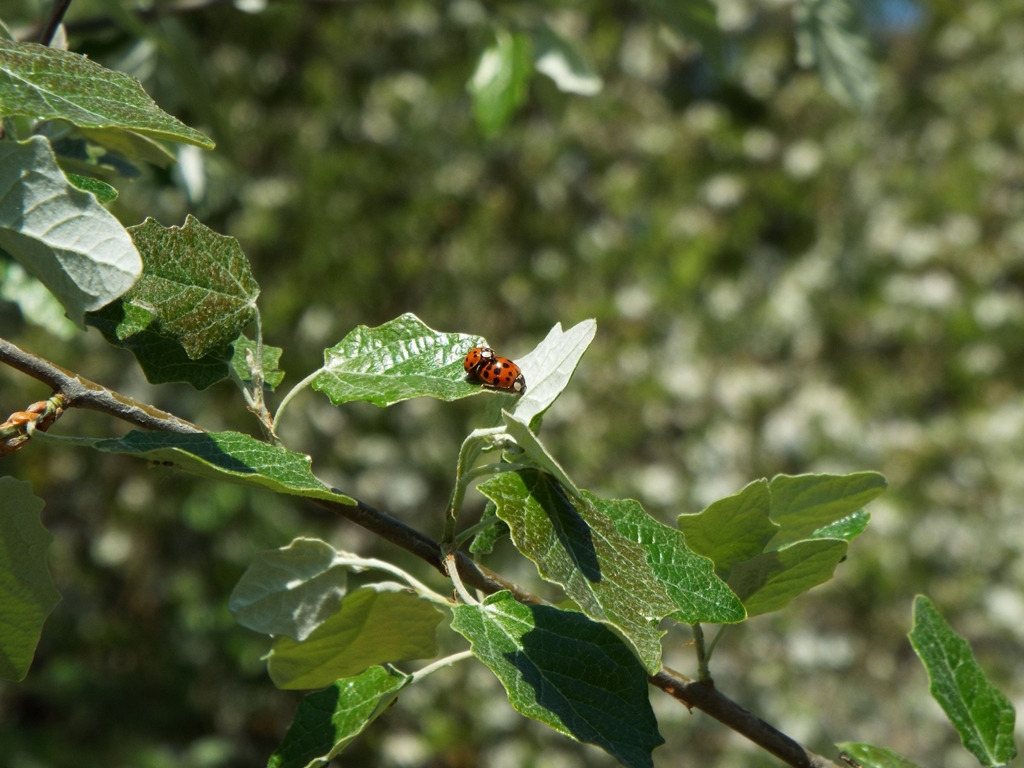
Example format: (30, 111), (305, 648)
(0, 337), (201, 434)
(38, 0), (73, 45)
(0, 336), (841, 768)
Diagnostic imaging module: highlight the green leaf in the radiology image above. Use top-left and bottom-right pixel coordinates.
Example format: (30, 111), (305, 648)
(592, 493), (745, 625)
(267, 666), (411, 768)
(468, 30), (533, 136)
(0, 261), (77, 340)
(509, 320), (596, 429)
(677, 480), (777, 579)
(726, 539), (849, 617)
(0, 477), (61, 681)
(767, 472), (886, 549)
(908, 596), (1017, 767)
(63, 173), (117, 203)
(794, 0), (879, 110)
(0, 39), (214, 148)
(479, 470), (677, 672)
(451, 591), (663, 768)
(532, 25), (602, 95)
(85, 299), (232, 390)
(0, 137), (141, 326)
(93, 430), (356, 505)
(502, 412), (580, 495)
(639, 0), (723, 65)
(123, 216), (260, 359)
(468, 504), (508, 554)
(267, 583), (443, 690)
(229, 538), (352, 641)
(811, 509), (870, 541)
(835, 743), (925, 768)
(79, 127), (177, 169)
(312, 313), (486, 408)
(231, 335), (285, 390)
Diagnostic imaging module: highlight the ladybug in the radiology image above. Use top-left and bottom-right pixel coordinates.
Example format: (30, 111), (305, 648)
(464, 346), (496, 375)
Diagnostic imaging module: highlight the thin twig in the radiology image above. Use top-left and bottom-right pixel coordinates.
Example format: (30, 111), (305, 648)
(38, 0), (73, 45)
(0, 337), (201, 434)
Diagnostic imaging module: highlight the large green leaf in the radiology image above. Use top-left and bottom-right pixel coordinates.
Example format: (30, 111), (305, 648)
(121, 216), (260, 359)
(267, 583), (443, 690)
(0, 40), (214, 148)
(93, 430), (355, 505)
(229, 538), (351, 641)
(767, 472), (886, 549)
(0, 477), (61, 681)
(909, 596), (1017, 767)
(0, 137), (141, 326)
(479, 470), (677, 672)
(86, 299), (232, 390)
(593, 493), (745, 625)
(532, 25), (602, 95)
(835, 743), (924, 768)
(509, 319), (596, 428)
(468, 30), (533, 136)
(677, 480), (777, 579)
(312, 314), (485, 407)
(451, 591), (663, 768)
(794, 0), (879, 110)
(267, 666), (411, 768)
(726, 539), (849, 618)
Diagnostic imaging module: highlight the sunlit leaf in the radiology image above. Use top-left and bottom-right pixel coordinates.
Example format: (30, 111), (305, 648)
(532, 25), (602, 95)
(835, 742), (925, 768)
(452, 591), (663, 768)
(312, 313), (485, 407)
(93, 430), (355, 504)
(267, 583), (443, 690)
(231, 335), (285, 390)
(794, 0), (879, 110)
(229, 538), (352, 641)
(0, 39), (214, 147)
(479, 470), (676, 672)
(0, 137), (141, 326)
(0, 477), (61, 682)
(267, 666), (411, 768)
(63, 173), (117, 203)
(509, 319), (596, 428)
(468, 30), (533, 136)
(811, 509), (870, 541)
(909, 595), (1017, 767)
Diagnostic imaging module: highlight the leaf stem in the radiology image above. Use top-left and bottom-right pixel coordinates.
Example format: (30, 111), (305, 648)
(705, 624), (728, 665)
(452, 514), (499, 551)
(692, 622), (711, 682)
(38, 0), (73, 45)
(409, 650), (474, 684)
(333, 555), (450, 606)
(446, 553), (478, 605)
(271, 367), (323, 434)
(442, 429), (504, 547)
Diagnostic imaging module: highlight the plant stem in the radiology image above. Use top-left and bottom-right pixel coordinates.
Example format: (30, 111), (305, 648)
(705, 624), (728, 664)
(692, 623), (711, 682)
(38, 0), (73, 45)
(334, 555), (450, 605)
(452, 514), (498, 550)
(271, 368), (322, 434)
(446, 553), (477, 605)
(409, 650), (474, 684)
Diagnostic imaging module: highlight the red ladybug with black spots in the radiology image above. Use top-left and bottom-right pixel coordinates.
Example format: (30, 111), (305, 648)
(464, 346), (526, 395)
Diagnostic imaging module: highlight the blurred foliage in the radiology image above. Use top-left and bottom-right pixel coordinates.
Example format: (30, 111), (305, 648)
(2, 0), (1024, 766)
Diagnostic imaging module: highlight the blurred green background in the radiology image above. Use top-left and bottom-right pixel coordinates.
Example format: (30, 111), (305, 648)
(2, 0), (1023, 766)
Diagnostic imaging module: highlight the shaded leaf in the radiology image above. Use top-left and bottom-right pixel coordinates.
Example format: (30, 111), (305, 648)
(768, 472), (886, 549)
(677, 480), (777, 579)
(232, 335), (285, 390)
(835, 743), (924, 768)
(533, 25), (602, 95)
(593, 493), (745, 625)
(93, 430), (355, 504)
(909, 595), (1017, 767)
(794, 0), (879, 110)
(510, 320), (596, 428)
(86, 299), (231, 390)
(468, 30), (533, 136)
(267, 583), (443, 690)
(229, 538), (352, 641)
(469, 505), (508, 555)
(479, 470), (676, 672)
(0, 137), (140, 326)
(267, 666), (410, 768)
(124, 216), (260, 359)
(63, 173), (117, 203)
(0, 39), (214, 147)
(727, 539), (848, 618)
(0, 261), (77, 340)
(0, 477), (61, 681)
(640, 0), (722, 65)
(452, 591), (663, 768)
(312, 313), (485, 407)
(79, 127), (176, 168)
